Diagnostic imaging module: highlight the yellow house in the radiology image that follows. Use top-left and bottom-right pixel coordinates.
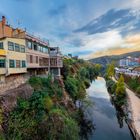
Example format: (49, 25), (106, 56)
(0, 37), (27, 79)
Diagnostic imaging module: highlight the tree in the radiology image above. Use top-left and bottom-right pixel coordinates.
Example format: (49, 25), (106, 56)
(116, 75), (125, 95)
(115, 75), (126, 106)
(106, 62), (115, 78)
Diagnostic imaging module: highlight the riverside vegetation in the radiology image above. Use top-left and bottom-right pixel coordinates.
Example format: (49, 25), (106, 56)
(104, 63), (127, 129)
(0, 58), (101, 140)
(123, 75), (140, 96)
(105, 63), (126, 107)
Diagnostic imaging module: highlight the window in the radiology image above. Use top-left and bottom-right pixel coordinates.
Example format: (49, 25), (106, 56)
(38, 45), (41, 51)
(45, 47), (48, 53)
(0, 42), (3, 49)
(9, 60), (15, 68)
(0, 59), (5, 68)
(27, 41), (32, 49)
(40, 46), (43, 52)
(22, 60), (26, 68)
(43, 47), (45, 53)
(8, 42), (14, 51)
(15, 44), (20, 52)
(36, 56), (38, 63)
(33, 43), (38, 51)
(16, 60), (20, 68)
(30, 55), (33, 63)
(21, 46), (25, 53)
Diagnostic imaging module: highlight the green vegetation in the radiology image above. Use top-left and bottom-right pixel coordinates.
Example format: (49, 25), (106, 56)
(115, 75), (126, 106)
(105, 75), (126, 107)
(1, 58), (101, 140)
(63, 58), (101, 102)
(124, 76), (140, 95)
(105, 61), (126, 107)
(106, 79), (116, 94)
(106, 62), (115, 78)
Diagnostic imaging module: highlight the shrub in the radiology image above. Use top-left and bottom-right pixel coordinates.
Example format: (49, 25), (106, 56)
(106, 79), (116, 94)
(84, 79), (90, 88)
(65, 76), (78, 100)
(28, 77), (43, 90)
(136, 86), (140, 94)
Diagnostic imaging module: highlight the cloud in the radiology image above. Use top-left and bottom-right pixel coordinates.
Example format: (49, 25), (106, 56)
(88, 34), (140, 59)
(0, 0), (140, 59)
(56, 30), (123, 59)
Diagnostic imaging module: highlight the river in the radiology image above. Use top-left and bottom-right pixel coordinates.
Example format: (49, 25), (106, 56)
(85, 77), (134, 140)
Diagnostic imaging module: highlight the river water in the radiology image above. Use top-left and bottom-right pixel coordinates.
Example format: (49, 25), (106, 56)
(85, 77), (134, 140)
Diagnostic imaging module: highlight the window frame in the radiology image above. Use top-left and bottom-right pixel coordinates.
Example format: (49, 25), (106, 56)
(27, 41), (32, 49)
(8, 41), (14, 51)
(21, 45), (25, 53)
(9, 59), (15, 68)
(0, 42), (3, 49)
(15, 44), (20, 52)
(22, 60), (26, 68)
(33, 43), (38, 51)
(16, 60), (21, 68)
(0, 59), (5, 68)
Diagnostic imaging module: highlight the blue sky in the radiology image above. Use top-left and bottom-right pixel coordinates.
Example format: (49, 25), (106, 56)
(0, 0), (140, 59)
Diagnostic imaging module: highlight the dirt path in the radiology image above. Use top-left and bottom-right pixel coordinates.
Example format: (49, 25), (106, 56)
(126, 87), (140, 137)
(112, 77), (140, 139)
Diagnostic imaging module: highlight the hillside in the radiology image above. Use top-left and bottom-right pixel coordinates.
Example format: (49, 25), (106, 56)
(89, 51), (140, 67)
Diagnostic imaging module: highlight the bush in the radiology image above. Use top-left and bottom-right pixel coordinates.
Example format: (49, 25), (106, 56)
(44, 108), (80, 140)
(106, 79), (116, 94)
(65, 76), (78, 100)
(28, 77), (43, 90)
(84, 79), (90, 88)
(136, 86), (140, 94)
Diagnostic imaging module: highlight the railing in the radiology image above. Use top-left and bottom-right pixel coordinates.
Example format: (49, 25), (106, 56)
(26, 32), (49, 46)
(115, 69), (140, 77)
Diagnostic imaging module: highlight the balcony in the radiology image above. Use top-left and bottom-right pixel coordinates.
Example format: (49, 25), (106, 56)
(25, 32), (49, 46)
(49, 47), (62, 57)
(50, 57), (63, 68)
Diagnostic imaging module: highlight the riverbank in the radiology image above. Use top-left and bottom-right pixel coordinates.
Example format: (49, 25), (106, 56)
(86, 77), (133, 140)
(112, 77), (140, 140)
(126, 87), (140, 140)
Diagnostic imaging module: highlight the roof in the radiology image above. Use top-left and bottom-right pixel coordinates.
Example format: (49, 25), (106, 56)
(0, 37), (25, 41)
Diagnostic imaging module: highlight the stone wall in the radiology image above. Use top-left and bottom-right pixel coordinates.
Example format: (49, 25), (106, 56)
(0, 83), (33, 112)
(0, 74), (28, 94)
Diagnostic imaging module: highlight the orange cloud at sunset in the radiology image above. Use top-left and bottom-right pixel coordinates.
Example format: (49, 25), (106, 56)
(89, 34), (140, 59)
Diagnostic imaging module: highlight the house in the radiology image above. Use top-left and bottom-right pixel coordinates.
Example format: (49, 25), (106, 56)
(0, 16), (63, 85)
(0, 37), (27, 82)
(119, 56), (140, 67)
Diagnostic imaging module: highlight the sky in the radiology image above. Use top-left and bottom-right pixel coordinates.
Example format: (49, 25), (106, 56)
(0, 0), (140, 59)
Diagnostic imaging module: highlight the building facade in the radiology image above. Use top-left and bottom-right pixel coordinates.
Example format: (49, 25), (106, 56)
(0, 37), (27, 82)
(119, 57), (140, 67)
(0, 16), (63, 84)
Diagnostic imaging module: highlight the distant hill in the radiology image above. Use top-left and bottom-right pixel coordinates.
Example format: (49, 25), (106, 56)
(89, 51), (140, 67)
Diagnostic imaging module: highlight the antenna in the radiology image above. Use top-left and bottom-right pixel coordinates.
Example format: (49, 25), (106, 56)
(17, 19), (21, 28)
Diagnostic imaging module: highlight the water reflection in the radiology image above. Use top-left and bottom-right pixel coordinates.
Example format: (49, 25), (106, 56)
(86, 77), (133, 140)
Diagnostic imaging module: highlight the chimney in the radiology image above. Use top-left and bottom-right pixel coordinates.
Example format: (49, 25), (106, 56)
(2, 16), (6, 26)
